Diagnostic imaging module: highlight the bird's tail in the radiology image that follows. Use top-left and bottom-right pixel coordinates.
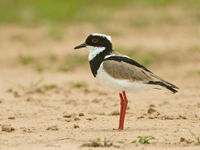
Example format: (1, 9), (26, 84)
(147, 81), (179, 94)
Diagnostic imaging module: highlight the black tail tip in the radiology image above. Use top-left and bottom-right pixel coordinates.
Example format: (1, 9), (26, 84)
(171, 88), (178, 94)
(147, 81), (179, 94)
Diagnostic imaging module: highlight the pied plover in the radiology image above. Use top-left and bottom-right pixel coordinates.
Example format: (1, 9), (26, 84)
(74, 33), (178, 130)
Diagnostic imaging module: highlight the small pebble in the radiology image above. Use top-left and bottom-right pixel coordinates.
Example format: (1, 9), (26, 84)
(8, 116), (15, 120)
(13, 91), (20, 97)
(7, 88), (13, 93)
(1, 124), (15, 132)
(26, 97), (33, 102)
(137, 116), (144, 119)
(110, 110), (120, 116)
(181, 138), (192, 144)
(65, 119), (71, 122)
(149, 104), (155, 107)
(148, 116), (154, 119)
(74, 124), (79, 128)
(74, 117), (80, 121)
(180, 137), (189, 143)
(147, 108), (156, 114)
(92, 98), (101, 103)
(63, 112), (72, 118)
(46, 125), (59, 131)
(20, 127), (32, 133)
(79, 113), (84, 117)
(160, 115), (173, 120)
(178, 115), (187, 119)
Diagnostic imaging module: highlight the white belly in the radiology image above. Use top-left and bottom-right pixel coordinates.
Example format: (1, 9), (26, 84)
(96, 64), (153, 93)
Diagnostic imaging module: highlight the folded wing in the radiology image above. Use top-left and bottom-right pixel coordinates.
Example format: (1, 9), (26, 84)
(103, 56), (179, 93)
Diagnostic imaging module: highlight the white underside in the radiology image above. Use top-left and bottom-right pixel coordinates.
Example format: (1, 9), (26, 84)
(87, 46), (105, 61)
(96, 63), (157, 92)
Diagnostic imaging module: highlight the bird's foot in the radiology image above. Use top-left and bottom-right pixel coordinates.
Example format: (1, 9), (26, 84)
(113, 127), (124, 131)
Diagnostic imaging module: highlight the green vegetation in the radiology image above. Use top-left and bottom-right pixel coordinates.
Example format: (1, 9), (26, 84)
(17, 79), (57, 94)
(11, 34), (27, 41)
(46, 53), (57, 62)
(58, 54), (88, 72)
(137, 136), (156, 144)
(0, 0), (129, 25)
(18, 53), (87, 72)
(189, 130), (200, 145)
(179, 130), (200, 145)
(34, 64), (45, 72)
(197, 70), (200, 76)
(82, 135), (158, 147)
(72, 82), (87, 88)
(19, 54), (35, 65)
(42, 84), (57, 91)
(82, 137), (117, 148)
(47, 25), (63, 41)
(0, 0), (199, 25)
(194, 45), (200, 53)
(17, 79), (43, 94)
(140, 54), (156, 67)
(130, 14), (178, 28)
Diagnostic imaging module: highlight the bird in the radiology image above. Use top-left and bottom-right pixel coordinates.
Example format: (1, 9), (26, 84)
(74, 33), (179, 131)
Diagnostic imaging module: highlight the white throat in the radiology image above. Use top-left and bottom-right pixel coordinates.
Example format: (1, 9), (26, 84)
(87, 46), (105, 61)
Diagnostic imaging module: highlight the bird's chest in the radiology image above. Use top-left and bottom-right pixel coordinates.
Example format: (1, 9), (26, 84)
(95, 63), (148, 92)
(95, 63), (126, 92)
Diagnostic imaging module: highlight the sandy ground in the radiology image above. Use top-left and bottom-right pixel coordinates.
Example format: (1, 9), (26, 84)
(0, 23), (200, 150)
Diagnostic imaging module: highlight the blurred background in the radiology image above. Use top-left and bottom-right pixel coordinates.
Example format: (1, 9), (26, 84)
(1, 1), (200, 148)
(0, 0), (199, 84)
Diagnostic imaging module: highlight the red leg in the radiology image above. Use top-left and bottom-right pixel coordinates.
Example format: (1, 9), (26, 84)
(119, 93), (124, 129)
(114, 93), (124, 130)
(121, 91), (128, 128)
(114, 91), (128, 131)
(119, 91), (128, 130)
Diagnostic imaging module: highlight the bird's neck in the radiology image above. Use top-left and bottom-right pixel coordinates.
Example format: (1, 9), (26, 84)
(89, 47), (113, 77)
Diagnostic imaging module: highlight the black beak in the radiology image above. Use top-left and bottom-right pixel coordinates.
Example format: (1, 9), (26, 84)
(74, 43), (87, 49)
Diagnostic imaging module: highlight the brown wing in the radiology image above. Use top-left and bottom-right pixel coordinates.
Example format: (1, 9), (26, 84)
(103, 54), (179, 93)
(103, 60), (154, 82)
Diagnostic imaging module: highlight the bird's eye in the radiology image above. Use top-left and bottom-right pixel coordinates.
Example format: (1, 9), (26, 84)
(91, 38), (99, 43)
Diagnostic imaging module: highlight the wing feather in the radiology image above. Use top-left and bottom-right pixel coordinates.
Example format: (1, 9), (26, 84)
(103, 60), (153, 82)
(103, 55), (179, 93)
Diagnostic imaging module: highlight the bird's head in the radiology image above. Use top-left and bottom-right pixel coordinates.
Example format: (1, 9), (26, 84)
(74, 33), (112, 60)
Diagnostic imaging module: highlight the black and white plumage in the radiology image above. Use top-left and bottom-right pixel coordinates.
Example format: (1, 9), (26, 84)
(74, 33), (178, 94)
(74, 33), (178, 130)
